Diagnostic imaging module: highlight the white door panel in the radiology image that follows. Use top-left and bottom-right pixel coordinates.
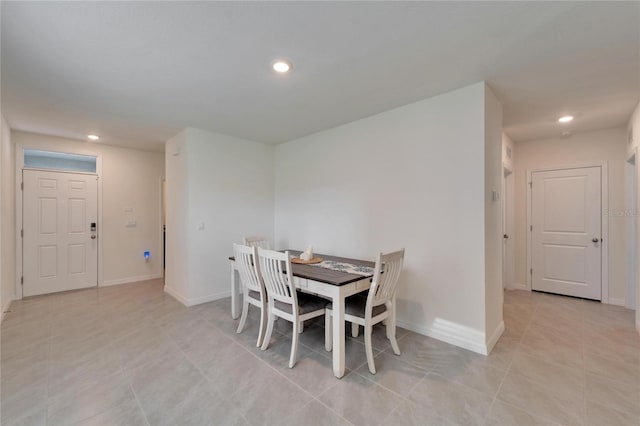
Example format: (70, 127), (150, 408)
(531, 167), (602, 300)
(23, 170), (98, 297)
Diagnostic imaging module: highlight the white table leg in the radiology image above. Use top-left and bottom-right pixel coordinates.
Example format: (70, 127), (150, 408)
(332, 290), (346, 378)
(230, 262), (240, 319)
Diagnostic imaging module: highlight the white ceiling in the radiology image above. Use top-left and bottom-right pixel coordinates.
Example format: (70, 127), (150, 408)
(2, 2), (639, 152)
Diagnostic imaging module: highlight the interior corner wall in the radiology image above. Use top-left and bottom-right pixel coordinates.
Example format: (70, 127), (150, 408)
(11, 131), (165, 291)
(1, 115), (16, 316)
(484, 85), (504, 351)
(274, 82), (491, 354)
(164, 128), (275, 306)
(164, 130), (191, 304)
(513, 127), (628, 303)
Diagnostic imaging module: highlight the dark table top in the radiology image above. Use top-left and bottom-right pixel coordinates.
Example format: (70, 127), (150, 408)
(230, 249), (374, 286)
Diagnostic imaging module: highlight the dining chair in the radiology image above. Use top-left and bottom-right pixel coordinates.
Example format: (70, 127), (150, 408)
(258, 248), (327, 368)
(325, 248), (405, 374)
(243, 236), (270, 249)
(234, 243), (268, 348)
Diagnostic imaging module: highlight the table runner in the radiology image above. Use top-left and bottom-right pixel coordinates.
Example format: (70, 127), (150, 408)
(313, 260), (375, 276)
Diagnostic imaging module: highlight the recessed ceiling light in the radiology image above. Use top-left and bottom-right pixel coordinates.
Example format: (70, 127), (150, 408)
(272, 60), (292, 73)
(87, 134), (100, 141)
(558, 116), (574, 123)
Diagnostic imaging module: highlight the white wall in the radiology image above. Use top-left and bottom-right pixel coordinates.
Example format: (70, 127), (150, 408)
(11, 131), (165, 291)
(502, 133), (515, 171)
(513, 127), (628, 303)
(627, 101), (640, 331)
(164, 128), (274, 305)
(274, 82), (501, 354)
(1, 116), (16, 316)
(484, 86), (504, 350)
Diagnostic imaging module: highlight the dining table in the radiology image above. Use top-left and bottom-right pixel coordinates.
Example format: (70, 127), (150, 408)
(228, 249), (392, 379)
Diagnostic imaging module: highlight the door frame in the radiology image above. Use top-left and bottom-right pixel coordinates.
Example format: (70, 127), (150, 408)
(626, 148), (638, 310)
(15, 144), (103, 299)
(159, 177), (166, 279)
(526, 161), (609, 302)
(502, 162), (515, 289)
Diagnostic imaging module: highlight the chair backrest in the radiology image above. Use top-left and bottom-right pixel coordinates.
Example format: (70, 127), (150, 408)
(367, 249), (405, 309)
(257, 248), (297, 306)
(234, 244), (265, 296)
(243, 236), (270, 249)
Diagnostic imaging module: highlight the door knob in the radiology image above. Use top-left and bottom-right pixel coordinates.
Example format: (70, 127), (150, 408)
(592, 238), (599, 243)
(503, 234), (509, 239)
(91, 235), (97, 240)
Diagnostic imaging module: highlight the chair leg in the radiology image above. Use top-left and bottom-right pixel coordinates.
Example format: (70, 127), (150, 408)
(351, 322), (359, 338)
(299, 321), (304, 333)
(386, 309), (401, 356)
(364, 324), (376, 374)
(256, 303), (268, 348)
(236, 294), (250, 334)
(289, 319), (300, 368)
(261, 312), (275, 351)
(325, 312), (332, 351)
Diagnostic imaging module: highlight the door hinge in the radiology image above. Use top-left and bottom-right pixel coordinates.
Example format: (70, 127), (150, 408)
(20, 182), (23, 190)
(530, 225), (533, 231)
(530, 268), (533, 275)
(20, 229), (23, 238)
(20, 276), (23, 285)
(529, 181), (532, 188)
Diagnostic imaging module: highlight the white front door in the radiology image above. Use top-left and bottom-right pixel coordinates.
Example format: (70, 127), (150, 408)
(531, 166), (602, 300)
(23, 169), (98, 297)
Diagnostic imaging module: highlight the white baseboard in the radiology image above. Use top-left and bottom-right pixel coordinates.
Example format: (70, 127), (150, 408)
(607, 297), (626, 306)
(0, 298), (13, 323)
(101, 274), (163, 287)
(506, 282), (527, 291)
(163, 285), (230, 307)
(188, 291), (231, 306)
(163, 285), (189, 305)
(486, 321), (505, 354)
(396, 317), (489, 355)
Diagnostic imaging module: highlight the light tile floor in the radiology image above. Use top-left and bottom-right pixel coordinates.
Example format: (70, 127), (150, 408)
(1, 280), (639, 426)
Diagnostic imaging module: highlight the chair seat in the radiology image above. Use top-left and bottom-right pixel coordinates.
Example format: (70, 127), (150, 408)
(328, 295), (387, 318)
(275, 292), (328, 315)
(247, 289), (261, 300)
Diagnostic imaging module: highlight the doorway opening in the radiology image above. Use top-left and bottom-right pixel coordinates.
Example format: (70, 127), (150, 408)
(502, 164), (514, 289)
(161, 178), (166, 279)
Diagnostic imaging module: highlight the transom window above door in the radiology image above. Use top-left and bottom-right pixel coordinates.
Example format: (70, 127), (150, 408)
(23, 149), (97, 173)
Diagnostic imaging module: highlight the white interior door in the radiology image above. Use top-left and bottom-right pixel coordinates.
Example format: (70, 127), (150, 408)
(531, 166), (602, 300)
(23, 169), (98, 297)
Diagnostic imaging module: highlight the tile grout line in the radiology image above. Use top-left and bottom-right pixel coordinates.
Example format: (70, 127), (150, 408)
(497, 295), (587, 425)
(195, 306), (329, 425)
(128, 383), (151, 426)
(207, 311), (358, 426)
(481, 294), (538, 426)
